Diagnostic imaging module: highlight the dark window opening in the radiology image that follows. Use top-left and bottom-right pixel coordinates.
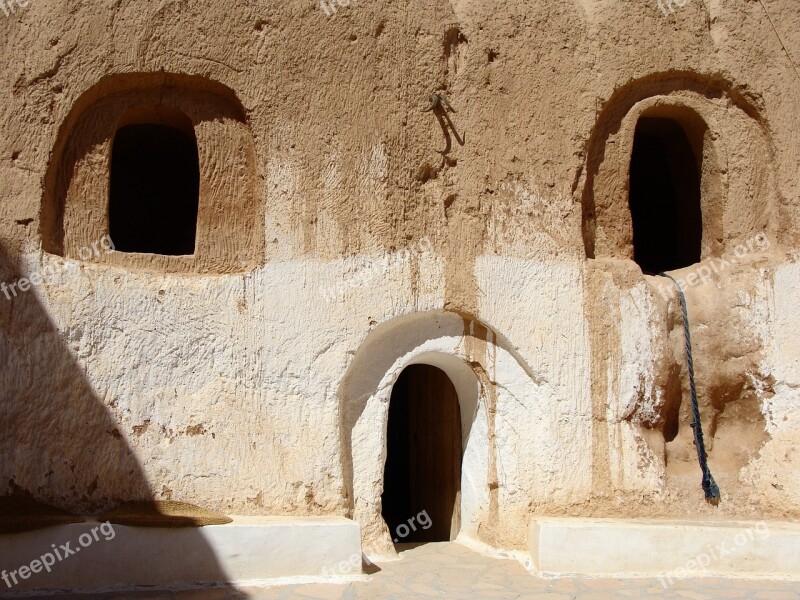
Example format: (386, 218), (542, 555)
(628, 117), (703, 273)
(109, 122), (199, 255)
(382, 364), (462, 544)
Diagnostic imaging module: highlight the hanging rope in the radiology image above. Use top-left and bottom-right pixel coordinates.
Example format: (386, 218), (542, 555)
(659, 273), (721, 506)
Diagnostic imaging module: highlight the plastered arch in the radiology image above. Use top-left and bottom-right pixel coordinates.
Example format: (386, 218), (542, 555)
(338, 310), (556, 556)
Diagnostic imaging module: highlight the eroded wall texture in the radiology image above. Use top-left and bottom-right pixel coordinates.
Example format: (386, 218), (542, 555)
(0, 0), (798, 555)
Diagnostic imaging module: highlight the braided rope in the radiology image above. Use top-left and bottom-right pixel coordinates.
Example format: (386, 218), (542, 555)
(659, 273), (721, 505)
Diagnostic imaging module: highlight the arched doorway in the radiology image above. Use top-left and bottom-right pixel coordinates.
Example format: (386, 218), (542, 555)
(381, 364), (462, 543)
(340, 311), (541, 555)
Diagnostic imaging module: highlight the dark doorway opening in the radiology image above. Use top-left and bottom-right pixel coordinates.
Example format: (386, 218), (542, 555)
(109, 123), (200, 255)
(628, 117), (703, 273)
(382, 364), (462, 544)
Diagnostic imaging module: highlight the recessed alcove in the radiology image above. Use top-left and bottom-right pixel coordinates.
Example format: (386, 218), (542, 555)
(42, 73), (261, 273)
(581, 73), (775, 268)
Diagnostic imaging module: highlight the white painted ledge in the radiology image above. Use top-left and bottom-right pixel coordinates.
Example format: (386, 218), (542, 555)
(529, 518), (800, 579)
(0, 516), (362, 594)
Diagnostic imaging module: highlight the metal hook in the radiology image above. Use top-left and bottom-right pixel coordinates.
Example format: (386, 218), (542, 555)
(422, 92), (457, 113)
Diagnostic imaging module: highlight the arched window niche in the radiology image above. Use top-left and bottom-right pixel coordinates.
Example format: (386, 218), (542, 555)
(581, 75), (775, 272)
(42, 73), (261, 274)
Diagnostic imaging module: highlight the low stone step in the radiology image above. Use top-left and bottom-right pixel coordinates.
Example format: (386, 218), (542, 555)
(529, 517), (800, 581)
(0, 515), (363, 594)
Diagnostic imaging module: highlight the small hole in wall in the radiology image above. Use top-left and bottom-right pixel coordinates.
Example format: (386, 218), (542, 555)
(416, 163), (440, 183)
(662, 367), (683, 443)
(443, 27), (468, 77)
(443, 194), (457, 216)
(444, 27), (468, 57)
(109, 122), (200, 256)
(487, 49), (498, 63)
(628, 117), (702, 274)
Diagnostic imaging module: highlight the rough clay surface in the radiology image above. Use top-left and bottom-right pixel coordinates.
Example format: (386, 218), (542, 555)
(0, 0), (799, 557)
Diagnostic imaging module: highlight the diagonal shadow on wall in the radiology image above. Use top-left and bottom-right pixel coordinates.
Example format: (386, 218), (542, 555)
(0, 240), (245, 596)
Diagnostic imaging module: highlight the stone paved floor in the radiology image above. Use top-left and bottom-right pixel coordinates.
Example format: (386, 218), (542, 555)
(26, 542), (800, 599)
